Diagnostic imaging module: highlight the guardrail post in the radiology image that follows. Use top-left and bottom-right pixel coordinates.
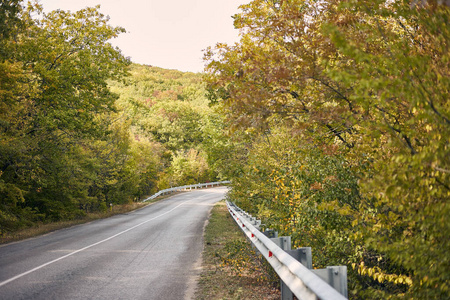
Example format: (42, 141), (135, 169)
(254, 228), (276, 258)
(312, 266), (348, 298)
(270, 236), (292, 300)
(263, 229), (278, 238)
(287, 247), (313, 269)
(277, 246), (313, 300)
(250, 218), (261, 229)
(270, 236), (291, 251)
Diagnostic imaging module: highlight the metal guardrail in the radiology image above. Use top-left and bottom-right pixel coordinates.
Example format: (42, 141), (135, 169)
(142, 181), (231, 202)
(227, 201), (348, 300)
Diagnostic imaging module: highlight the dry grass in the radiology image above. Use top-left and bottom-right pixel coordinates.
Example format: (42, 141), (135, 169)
(195, 201), (280, 300)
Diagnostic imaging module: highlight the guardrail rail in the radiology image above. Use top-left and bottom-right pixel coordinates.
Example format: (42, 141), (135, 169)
(143, 181), (231, 202)
(227, 201), (348, 300)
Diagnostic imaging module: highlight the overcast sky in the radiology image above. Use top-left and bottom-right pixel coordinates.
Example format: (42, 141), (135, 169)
(38, 0), (250, 73)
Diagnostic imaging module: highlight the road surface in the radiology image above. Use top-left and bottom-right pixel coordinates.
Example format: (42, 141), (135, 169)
(0, 187), (227, 300)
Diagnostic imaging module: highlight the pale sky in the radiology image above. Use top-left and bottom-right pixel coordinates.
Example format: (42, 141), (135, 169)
(38, 0), (250, 73)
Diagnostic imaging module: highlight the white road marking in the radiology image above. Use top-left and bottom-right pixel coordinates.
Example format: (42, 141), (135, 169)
(0, 196), (207, 287)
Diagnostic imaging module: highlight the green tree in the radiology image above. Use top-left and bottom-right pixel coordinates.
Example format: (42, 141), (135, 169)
(109, 64), (219, 189)
(0, 0), (23, 53)
(169, 149), (209, 185)
(0, 3), (131, 225)
(324, 1), (450, 297)
(205, 0), (449, 298)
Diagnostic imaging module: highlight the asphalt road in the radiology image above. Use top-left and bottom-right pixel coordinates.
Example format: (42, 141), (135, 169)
(0, 187), (228, 300)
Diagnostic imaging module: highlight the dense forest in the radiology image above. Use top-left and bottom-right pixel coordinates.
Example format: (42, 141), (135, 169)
(0, 2), (221, 234)
(1, 0), (449, 299)
(205, 0), (449, 299)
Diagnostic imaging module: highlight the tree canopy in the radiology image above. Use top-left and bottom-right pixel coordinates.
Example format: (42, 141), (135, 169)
(205, 0), (449, 298)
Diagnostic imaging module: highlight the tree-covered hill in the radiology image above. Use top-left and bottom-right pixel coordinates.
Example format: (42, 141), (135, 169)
(109, 64), (221, 189)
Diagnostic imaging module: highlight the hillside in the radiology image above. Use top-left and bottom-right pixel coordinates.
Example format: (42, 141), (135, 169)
(109, 64), (220, 190)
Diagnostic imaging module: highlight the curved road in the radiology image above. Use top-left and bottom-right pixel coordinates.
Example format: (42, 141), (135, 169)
(0, 187), (227, 300)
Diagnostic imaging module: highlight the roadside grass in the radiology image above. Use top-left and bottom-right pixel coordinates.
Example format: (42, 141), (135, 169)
(195, 201), (280, 300)
(0, 201), (154, 245)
